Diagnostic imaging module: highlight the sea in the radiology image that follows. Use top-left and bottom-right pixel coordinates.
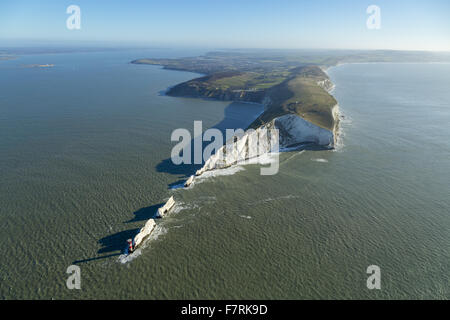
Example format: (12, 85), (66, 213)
(0, 49), (449, 299)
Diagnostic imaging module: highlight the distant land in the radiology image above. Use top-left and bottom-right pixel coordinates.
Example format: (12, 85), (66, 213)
(132, 49), (450, 74)
(21, 64), (55, 68)
(0, 47), (129, 55)
(0, 55), (16, 61)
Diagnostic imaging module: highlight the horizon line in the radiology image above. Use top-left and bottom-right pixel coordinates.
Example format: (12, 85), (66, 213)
(1, 42), (450, 54)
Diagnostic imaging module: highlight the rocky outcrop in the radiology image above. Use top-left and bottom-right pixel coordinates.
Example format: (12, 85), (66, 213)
(317, 78), (335, 92)
(133, 218), (156, 248)
(127, 196), (176, 254)
(184, 175), (195, 187)
(157, 196), (175, 218)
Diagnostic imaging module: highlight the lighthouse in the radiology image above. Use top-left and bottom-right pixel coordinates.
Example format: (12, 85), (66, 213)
(127, 239), (134, 253)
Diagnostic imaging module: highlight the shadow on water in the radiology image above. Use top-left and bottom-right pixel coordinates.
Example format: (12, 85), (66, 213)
(125, 203), (163, 223)
(283, 141), (332, 151)
(73, 253), (121, 264)
(96, 228), (141, 254)
(73, 201), (167, 264)
(155, 100), (264, 183)
(73, 228), (140, 265)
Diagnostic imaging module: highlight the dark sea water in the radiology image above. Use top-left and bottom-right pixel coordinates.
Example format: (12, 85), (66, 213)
(0, 51), (449, 299)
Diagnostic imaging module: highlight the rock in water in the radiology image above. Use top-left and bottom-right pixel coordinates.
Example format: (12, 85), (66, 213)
(184, 175), (195, 187)
(133, 218), (156, 248)
(157, 196), (175, 217)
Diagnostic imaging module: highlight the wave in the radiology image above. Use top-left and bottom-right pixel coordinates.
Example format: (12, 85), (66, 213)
(192, 165), (246, 185)
(333, 111), (352, 152)
(248, 194), (299, 206)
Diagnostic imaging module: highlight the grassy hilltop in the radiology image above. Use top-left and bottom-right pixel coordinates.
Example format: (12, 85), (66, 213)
(249, 66), (337, 130)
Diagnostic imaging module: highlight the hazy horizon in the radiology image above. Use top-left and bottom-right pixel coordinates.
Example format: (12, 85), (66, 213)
(1, 42), (450, 55)
(1, 0), (449, 52)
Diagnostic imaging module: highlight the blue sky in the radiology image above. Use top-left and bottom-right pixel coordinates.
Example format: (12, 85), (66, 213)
(1, 0), (449, 51)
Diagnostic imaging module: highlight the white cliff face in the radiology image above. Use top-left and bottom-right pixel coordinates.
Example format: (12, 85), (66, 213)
(275, 113), (335, 147)
(317, 78), (335, 92)
(191, 109), (339, 180)
(133, 218), (156, 248)
(195, 122), (278, 176)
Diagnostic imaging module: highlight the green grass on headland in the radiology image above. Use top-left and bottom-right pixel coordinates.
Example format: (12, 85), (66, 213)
(249, 66), (337, 130)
